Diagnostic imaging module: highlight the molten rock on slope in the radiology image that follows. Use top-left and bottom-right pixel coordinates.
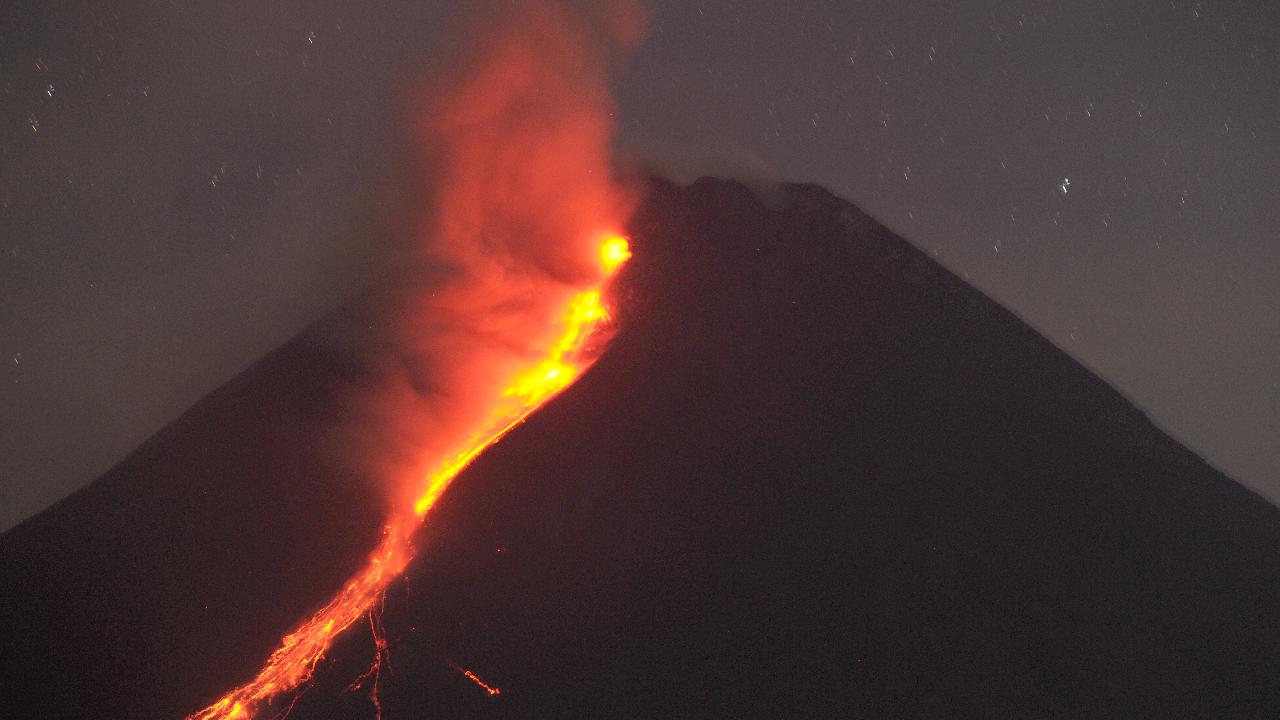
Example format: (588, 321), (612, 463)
(4, 177), (1280, 718)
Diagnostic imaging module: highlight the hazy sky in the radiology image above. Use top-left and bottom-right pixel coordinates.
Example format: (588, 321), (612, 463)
(2, 0), (1277, 531)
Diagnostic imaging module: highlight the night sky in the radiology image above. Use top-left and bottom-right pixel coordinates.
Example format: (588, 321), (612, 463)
(2, 0), (1277, 531)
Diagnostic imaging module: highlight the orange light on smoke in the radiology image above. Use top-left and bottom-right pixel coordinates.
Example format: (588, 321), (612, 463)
(186, 0), (646, 712)
(188, 236), (630, 720)
(412, 269), (620, 519)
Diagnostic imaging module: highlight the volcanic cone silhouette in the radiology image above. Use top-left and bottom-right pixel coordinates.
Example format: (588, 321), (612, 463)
(3, 177), (1279, 719)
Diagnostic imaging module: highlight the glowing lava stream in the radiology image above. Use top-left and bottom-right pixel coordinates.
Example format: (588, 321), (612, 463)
(188, 235), (632, 720)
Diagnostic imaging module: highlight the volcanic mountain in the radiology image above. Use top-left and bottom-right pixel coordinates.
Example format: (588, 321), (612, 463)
(3, 176), (1279, 719)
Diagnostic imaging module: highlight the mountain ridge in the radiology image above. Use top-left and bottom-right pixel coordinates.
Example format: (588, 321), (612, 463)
(3, 175), (1278, 718)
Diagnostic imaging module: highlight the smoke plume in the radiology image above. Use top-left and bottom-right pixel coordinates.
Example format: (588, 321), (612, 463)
(185, 3), (647, 718)
(365, 0), (648, 527)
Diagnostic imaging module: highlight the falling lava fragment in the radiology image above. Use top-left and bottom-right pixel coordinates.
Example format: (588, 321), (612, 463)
(187, 235), (632, 720)
(446, 659), (502, 697)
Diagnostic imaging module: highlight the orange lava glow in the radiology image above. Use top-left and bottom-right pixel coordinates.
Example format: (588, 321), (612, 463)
(446, 658), (503, 697)
(412, 285), (612, 518)
(462, 669), (502, 697)
(599, 233), (633, 274)
(343, 600), (391, 719)
(187, 1), (646, 716)
(186, 239), (629, 720)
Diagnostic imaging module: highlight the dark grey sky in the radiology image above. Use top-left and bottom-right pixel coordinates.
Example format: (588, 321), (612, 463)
(2, 0), (1277, 531)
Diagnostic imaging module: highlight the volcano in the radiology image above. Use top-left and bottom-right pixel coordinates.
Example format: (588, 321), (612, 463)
(3, 176), (1279, 719)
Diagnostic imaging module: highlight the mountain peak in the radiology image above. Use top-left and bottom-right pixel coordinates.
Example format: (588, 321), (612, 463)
(4, 177), (1279, 718)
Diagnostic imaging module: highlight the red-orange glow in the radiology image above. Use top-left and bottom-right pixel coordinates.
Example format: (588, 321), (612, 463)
(463, 669), (502, 697)
(412, 284), (618, 519)
(446, 659), (502, 696)
(187, 525), (411, 720)
(600, 234), (632, 273)
(343, 603), (391, 720)
(187, 239), (629, 720)
(186, 1), (645, 716)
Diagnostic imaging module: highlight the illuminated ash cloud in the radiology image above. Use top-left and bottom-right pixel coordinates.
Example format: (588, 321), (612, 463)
(187, 2), (648, 719)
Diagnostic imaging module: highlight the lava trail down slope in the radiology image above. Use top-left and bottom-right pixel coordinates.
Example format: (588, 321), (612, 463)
(3, 177), (1280, 719)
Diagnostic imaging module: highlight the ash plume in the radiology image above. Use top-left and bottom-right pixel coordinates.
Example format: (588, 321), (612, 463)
(355, 0), (649, 520)
(183, 2), (648, 718)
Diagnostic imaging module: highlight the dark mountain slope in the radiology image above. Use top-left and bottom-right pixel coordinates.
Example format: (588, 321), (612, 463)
(4, 176), (1279, 719)
(0, 303), (392, 716)
(298, 177), (1280, 719)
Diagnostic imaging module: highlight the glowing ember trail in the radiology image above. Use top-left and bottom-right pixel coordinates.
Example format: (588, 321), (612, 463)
(464, 670), (503, 697)
(446, 659), (503, 696)
(187, 237), (630, 720)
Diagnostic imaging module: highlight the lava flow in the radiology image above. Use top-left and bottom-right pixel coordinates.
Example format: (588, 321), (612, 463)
(186, 2), (645, 716)
(187, 236), (630, 720)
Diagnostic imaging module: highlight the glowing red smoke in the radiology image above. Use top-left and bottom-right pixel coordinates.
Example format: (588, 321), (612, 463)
(377, 0), (649, 519)
(187, 2), (647, 718)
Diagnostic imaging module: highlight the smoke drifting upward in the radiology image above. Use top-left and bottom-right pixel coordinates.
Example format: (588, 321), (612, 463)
(187, 2), (646, 718)
(426, 0), (646, 279)
(376, 0), (648, 515)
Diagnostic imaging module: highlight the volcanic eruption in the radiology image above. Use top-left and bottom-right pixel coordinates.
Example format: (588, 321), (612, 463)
(181, 1), (647, 717)
(7, 183), (1280, 718)
(5, 2), (1280, 719)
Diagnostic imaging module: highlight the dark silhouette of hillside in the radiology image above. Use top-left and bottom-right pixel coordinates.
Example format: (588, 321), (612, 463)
(0, 292), (391, 716)
(4, 176), (1279, 719)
